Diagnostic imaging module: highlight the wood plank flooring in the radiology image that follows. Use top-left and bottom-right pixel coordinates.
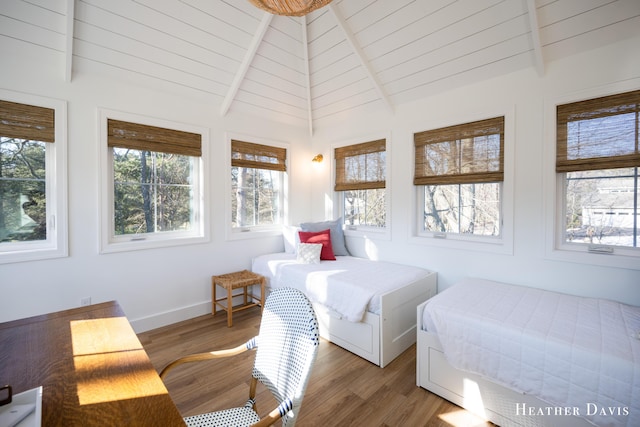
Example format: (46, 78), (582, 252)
(139, 307), (494, 427)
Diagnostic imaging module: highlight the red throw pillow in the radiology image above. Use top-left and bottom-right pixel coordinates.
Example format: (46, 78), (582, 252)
(298, 229), (336, 260)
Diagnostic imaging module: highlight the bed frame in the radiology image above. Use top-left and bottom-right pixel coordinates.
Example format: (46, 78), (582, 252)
(262, 270), (437, 368)
(416, 300), (594, 427)
(312, 270), (437, 368)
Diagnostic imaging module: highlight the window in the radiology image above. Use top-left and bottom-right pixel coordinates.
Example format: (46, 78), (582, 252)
(230, 139), (286, 232)
(0, 94), (67, 263)
(335, 139), (387, 230)
(100, 112), (207, 252)
(414, 117), (504, 240)
(556, 89), (639, 255)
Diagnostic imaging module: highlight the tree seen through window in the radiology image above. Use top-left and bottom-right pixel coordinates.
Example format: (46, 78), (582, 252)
(0, 138), (46, 242)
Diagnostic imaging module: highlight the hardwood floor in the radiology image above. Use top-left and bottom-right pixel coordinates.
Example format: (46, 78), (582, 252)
(139, 307), (494, 427)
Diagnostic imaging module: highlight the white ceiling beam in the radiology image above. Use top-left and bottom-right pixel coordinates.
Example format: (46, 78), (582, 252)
(526, 0), (545, 77)
(64, 0), (75, 82)
(301, 16), (313, 136)
(327, 4), (394, 114)
(220, 13), (273, 116)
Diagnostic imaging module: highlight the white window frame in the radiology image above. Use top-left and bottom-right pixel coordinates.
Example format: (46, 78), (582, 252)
(225, 132), (289, 241)
(332, 133), (392, 241)
(98, 109), (209, 253)
(411, 108), (515, 255)
(0, 90), (68, 264)
(543, 81), (640, 270)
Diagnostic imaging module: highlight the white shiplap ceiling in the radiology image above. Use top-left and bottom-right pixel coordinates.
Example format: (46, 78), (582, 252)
(2, 0), (640, 134)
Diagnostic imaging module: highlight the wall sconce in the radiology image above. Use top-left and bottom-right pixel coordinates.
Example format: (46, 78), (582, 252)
(312, 154), (323, 163)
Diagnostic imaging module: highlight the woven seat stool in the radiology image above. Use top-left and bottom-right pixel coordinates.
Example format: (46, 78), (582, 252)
(211, 270), (266, 327)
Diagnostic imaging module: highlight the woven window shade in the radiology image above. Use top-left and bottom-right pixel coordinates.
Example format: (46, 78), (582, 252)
(556, 89), (640, 173)
(107, 119), (201, 157)
(414, 117), (504, 186)
(231, 140), (287, 172)
(334, 139), (386, 191)
(0, 100), (55, 143)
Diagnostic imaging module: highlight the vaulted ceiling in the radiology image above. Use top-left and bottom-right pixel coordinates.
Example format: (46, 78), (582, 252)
(3, 0), (640, 134)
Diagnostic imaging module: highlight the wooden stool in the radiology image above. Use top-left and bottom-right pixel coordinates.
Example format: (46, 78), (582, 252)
(211, 270), (266, 327)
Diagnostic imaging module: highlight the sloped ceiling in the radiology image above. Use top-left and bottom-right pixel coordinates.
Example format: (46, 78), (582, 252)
(2, 0), (640, 134)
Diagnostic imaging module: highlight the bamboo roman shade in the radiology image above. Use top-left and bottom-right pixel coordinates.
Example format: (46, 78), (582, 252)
(334, 139), (386, 191)
(0, 100), (55, 143)
(414, 117), (504, 185)
(556, 89), (640, 173)
(107, 119), (201, 157)
(231, 140), (287, 172)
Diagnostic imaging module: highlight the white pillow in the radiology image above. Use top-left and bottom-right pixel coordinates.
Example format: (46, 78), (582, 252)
(282, 225), (301, 254)
(297, 243), (322, 264)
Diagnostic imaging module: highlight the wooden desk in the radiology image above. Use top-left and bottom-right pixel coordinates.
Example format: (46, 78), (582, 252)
(0, 301), (185, 426)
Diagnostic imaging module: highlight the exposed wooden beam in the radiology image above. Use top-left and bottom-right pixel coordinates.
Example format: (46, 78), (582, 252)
(220, 13), (273, 116)
(301, 16), (313, 136)
(64, 0), (75, 82)
(327, 4), (393, 114)
(526, 0), (545, 77)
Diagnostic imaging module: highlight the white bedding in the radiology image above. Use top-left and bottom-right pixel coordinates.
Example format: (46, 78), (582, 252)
(421, 278), (640, 427)
(252, 252), (432, 322)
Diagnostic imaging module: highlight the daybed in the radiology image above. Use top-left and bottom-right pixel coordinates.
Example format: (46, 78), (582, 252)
(416, 278), (640, 427)
(253, 252), (436, 367)
(251, 221), (436, 368)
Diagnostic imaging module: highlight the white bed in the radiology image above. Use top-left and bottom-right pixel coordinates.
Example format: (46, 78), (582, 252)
(252, 252), (437, 367)
(416, 278), (640, 427)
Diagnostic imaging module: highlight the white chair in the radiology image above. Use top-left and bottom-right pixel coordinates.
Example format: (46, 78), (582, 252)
(160, 287), (320, 427)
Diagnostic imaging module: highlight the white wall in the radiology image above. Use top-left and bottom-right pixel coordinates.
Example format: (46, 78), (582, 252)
(0, 41), (313, 330)
(1, 35), (639, 332)
(309, 35), (640, 306)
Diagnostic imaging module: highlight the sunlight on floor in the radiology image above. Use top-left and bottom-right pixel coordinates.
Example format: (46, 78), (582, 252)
(438, 378), (491, 426)
(438, 409), (491, 427)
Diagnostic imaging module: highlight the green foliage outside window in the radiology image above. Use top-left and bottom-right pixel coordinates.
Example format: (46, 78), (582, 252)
(0, 138), (47, 242)
(113, 148), (194, 235)
(231, 166), (282, 228)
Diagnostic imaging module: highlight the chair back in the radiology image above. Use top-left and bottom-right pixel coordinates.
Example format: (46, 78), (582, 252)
(252, 287), (320, 427)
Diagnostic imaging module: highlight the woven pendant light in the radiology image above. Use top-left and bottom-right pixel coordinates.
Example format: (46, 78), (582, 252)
(248, 0), (333, 16)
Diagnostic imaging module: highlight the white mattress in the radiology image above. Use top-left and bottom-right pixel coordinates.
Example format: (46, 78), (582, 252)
(252, 252), (431, 322)
(421, 278), (640, 427)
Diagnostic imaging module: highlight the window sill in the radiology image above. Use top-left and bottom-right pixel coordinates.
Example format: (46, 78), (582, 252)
(100, 234), (208, 254)
(0, 245), (68, 264)
(344, 226), (390, 241)
(545, 244), (640, 271)
(227, 227), (283, 241)
(410, 233), (513, 255)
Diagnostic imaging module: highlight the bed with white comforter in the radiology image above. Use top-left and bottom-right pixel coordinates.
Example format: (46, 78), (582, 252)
(253, 252), (437, 367)
(417, 278), (640, 427)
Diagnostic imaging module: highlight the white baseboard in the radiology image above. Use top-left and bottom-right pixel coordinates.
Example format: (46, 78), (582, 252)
(130, 292), (263, 333)
(130, 301), (211, 333)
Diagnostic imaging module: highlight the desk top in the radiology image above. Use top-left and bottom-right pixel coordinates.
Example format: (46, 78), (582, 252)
(0, 301), (185, 426)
